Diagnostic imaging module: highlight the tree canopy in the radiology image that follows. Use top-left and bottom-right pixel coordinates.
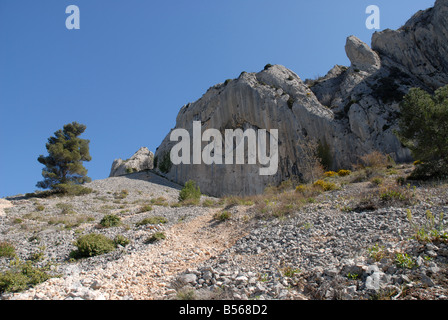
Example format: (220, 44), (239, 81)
(395, 85), (448, 179)
(37, 122), (92, 192)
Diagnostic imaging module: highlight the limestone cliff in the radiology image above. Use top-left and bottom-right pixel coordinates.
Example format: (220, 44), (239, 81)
(154, 0), (448, 197)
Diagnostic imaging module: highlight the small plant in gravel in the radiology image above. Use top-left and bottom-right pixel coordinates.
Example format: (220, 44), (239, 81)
(136, 216), (168, 226)
(281, 266), (301, 277)
(0, 242), (16, 258)
(149, 197), (169, 207)
(113, 235), (130, 247)
(145, 232), (166, 244)
(114, 189), (129, 200)
(56, 203), (76, 215)
(367, 243), (386, 262)
(99, 214), (121, 228)
(70, 233), (116, 259)
(395, 253), (416, 269)
(202, 199), (218, 208)
(138, 204), (153, 213)
(407, 209), (448, 243)
(214, 210), (232, 221)
(347, 273), (360, 280)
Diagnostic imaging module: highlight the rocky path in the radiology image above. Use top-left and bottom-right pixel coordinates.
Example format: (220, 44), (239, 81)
(7, 206), (252, 300)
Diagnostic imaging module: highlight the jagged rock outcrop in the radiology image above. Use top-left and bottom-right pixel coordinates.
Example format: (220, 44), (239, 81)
(109, 147), (154, 177)
(155, 0), (448, 197)
(372, 0), (448, 90)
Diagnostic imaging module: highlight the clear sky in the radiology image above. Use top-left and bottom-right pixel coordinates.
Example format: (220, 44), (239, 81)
(0, 0), (436, 197)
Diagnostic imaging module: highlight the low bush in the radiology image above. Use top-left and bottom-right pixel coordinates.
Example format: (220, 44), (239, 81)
(0, 242), (16, 258)
(70, 234), (116, 259)
(0, 259), (52, 294)
(145, 232), (166, 244)
(214, 211), (232, 221)
(324, 171), (337, 177)
(179, 180), (201, 204)
(99, 214), (121, 228)
(114, 190), (129, 200)
(337, 169), (352, 177)
(113, 235), (130, 247)
(55, 183), (93, 197)
(313, 180), (338, 191)
(136, 216), (168, 226)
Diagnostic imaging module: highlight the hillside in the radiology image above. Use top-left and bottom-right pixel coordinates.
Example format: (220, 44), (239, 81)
(1, 162), (447, 300)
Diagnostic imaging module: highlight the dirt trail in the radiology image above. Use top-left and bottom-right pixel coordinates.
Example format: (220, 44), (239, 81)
(24, 206), (251, 300)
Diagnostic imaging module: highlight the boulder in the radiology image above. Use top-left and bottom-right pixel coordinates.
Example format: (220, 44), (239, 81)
(109, 147), (154, 177)
(345, 35), (381, 72)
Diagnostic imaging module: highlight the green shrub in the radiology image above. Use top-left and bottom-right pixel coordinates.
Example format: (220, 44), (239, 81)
(214, 211), (232, 221)
(99, 214), (121, 228)
(138, 204), (153, 213)
(70, 234), (116, 259)
(145, 232), (166, 244)
(179, 180), (201, 203)
(395, 253), (416, 269)
(114, 190), (129, 200)
(264, 63), (273, 70)
(113, 235), (130, 247)
(0, 259), (51, 294)
(54, 183), (93, 196)
(0, 242), (16, 258)
(395, 85), (448, 179)
(407, 209), (447, 243)
(367, 243), (386, 262)
(136, 216), (167, 226)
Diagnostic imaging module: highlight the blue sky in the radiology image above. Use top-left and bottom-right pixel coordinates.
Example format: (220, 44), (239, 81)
(0, 0), (435, 197)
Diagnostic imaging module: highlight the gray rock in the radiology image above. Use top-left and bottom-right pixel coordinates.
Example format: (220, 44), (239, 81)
(110, 147), (154, 177)
(345, 35), (381, 72)
(179, 273), (198, 285)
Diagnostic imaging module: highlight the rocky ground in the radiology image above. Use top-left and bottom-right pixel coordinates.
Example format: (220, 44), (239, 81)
(1, 166), (447, 300)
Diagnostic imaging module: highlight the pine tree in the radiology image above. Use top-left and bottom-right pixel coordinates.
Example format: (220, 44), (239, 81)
(395, 85), (448, 179)
(37, 122), (92, 193)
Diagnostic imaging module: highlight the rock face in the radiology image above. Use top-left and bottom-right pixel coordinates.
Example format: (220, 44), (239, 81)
(155, 0), (448, 197)
(371, 0), (448, 90)
(109, 147), (154, 177)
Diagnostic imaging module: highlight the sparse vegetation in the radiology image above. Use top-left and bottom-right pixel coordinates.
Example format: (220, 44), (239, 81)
(0, 242), (16, 258)
(179, 180), (201, 204)
(70, 234), (116, 259)
(395, 85), (448, 180)
(214, 211), (232, 221)
(145, 232), (166, 244)
(0, 259), (52, 294)
(407, 209), (447, 244)
(99, 214), (121, 228)
(136, 216), (168, 226)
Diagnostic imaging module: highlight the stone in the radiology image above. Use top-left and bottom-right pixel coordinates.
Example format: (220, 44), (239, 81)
(177, 273), (197, 286)
(110, 147), (154, 177)
(345, 35), (381, 72)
